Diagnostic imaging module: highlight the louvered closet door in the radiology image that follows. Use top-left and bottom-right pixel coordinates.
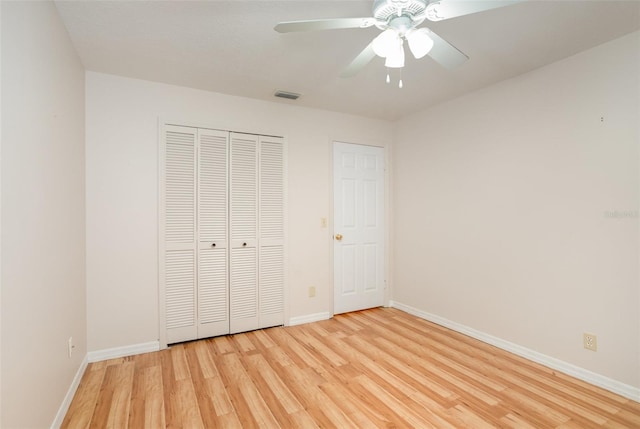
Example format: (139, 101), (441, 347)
(229, 133), (259, 334)
(162, 125), (198, 344)
(162, 126), (285, 343)
(259, 136), (285, 328)
(197, 129), (230, 338)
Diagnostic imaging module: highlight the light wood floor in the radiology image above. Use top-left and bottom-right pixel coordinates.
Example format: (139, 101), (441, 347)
(62, 308), (640, 428)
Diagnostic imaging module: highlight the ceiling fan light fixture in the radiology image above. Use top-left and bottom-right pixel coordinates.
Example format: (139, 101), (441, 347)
(384, 39), (405, 68)
(407, 28), (434, 59)
(372, 28), (399, 58)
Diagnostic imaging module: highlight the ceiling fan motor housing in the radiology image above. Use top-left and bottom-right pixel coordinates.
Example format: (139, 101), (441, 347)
(373, 0), (428, 31)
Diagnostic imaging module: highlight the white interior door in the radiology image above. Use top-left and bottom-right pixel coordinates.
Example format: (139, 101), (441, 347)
(162, 125), (198, 344)
(197, 129), (229, 338)
(229, 133), (259, 334)
(258, 136), (285, 329)
(333, 142), (385, 314)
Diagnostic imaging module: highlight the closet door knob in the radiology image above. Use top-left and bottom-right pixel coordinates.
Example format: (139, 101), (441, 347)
(335, 234), (343, 241)
(243, 242), (247, 247)
(211, 243), (216, 247)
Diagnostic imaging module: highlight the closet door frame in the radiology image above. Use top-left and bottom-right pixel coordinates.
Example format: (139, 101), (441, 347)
(159, 120), (288, 349)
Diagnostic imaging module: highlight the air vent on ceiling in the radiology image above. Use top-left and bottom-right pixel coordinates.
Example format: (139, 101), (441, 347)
(274, 90), (301, 100)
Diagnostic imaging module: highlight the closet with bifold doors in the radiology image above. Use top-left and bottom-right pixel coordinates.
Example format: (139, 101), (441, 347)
(160, 124), (285, 345)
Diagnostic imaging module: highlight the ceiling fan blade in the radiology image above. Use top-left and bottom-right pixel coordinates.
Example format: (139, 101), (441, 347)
(425, 0), (525, 21)
(275, 17), (375, 33)
(340, 42), (377, 78)
(425, 29), (469, 69)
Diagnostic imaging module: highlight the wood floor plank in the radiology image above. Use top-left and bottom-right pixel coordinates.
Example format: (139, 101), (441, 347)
(141, 366), (166, 429)
(184, 343), (220, 428)
(355, 374), (438, 428)
(219, 352), (279, 428)
(334, 312), (367, 331)
(341, 373), (417, 427)
(211, 335), (236, 355)
(295, 331), (348, 367)
(87, 364), (118, 429)
(287, 409), (321, 429)
(318, 381), (389, 428)
(241, 354), (303, 427)
(173, 378), (205, 428)
(232, 332), (257, 353)
(244, 353), (303, 414)
(499, 412), (540, 429)
(61, 363), (106, 428)
(205, 376), (234, 417)
(252, 328), (278, 349)
(126, 360), (146, 429)
(63, 308), (640, 428)
(105, 361), (135, 429)
(281, 363), (358, 428)
(158, 348), (179, 428)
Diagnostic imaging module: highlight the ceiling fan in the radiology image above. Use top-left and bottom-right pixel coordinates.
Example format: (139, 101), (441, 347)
(275, 0), (523, 86)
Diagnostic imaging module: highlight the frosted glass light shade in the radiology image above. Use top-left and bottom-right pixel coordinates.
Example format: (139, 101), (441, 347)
(384, 39), (405, 68)
(407, 28), (434, 59)
(372, 29), (399, 58)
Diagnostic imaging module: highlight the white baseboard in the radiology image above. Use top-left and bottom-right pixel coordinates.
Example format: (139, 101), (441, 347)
(87, 340), (160, 363)
(50, 355), (89, 429)
(389, 300), (640, 402)
(288, 312), (332, 326)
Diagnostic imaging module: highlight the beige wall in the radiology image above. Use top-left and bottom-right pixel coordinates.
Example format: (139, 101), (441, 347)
(393, 31), (639, 388)
(85, 72), (393, 351)
(1, 1), (86, 427)
(0, 2), (3, 424)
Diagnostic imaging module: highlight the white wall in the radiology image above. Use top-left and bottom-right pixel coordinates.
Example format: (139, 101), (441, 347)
(393, 31), (639, 389)
(1, 1), (86, 427)
(85, 72), (393, 351)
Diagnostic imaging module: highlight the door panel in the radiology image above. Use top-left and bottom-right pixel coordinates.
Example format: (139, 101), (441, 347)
(165, 249), (197, 343)
(197, 129), (229, 337)
(230, 133), (258, 244)
(259, 136), (285, 328)
(198, 129), (228, 244)
(198, 247), (229, 337)
(229, 246), (258, 333)
(334, 142), (385, 314)
(164, 128), (196, 243)
(163, 125), (198, 343)
(230, 133), (259, 333)
(259, 245), (284, 328)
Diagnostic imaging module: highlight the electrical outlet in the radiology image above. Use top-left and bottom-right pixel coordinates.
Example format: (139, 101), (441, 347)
(68, 337), (74, 358)
(309, 286), (316, 298)
(583, 333), (597, 351)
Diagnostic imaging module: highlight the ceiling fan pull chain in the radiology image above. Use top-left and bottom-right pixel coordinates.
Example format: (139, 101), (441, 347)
(386, 69), (391, 84)
(399, 68), (403, 88)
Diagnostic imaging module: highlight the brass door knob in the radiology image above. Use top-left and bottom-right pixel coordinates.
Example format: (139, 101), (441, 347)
(335, 233), (343, 241)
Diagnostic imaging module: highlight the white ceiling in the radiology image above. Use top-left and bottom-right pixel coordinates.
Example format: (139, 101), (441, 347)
(54, 0), (640, 121)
